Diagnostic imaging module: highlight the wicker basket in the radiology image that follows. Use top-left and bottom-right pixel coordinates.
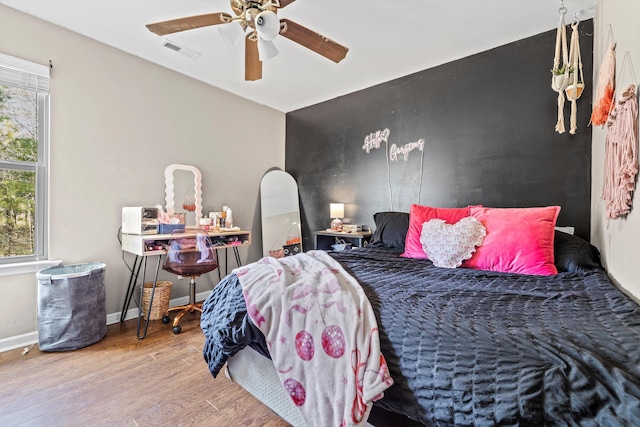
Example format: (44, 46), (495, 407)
(141, 281), (172, 320)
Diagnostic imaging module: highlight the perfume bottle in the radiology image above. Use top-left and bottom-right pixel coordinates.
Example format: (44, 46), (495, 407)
(225, 208), (233, 228)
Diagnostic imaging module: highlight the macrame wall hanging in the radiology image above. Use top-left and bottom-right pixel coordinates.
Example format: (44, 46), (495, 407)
(591, 27), (616, 127)
(601, 53), (639, 220)
(551, 5), (570, 134)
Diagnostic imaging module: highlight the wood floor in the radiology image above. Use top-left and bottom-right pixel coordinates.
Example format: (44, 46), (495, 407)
(0, 313), (290, 427)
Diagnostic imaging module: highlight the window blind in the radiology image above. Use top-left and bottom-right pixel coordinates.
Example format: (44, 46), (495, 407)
(0, 52), (50, 93)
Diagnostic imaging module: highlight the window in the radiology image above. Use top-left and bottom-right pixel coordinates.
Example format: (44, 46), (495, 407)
(0, 53), (49, 265)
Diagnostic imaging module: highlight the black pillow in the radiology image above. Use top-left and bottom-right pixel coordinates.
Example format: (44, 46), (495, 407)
(554, 230), (602, 273)
(369, 212), (410, 249)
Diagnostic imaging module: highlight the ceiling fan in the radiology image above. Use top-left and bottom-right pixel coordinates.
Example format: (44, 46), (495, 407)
(146, 0), (349, 81)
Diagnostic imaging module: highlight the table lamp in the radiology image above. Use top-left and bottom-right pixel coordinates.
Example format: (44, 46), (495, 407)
(330, 203), (344, 231)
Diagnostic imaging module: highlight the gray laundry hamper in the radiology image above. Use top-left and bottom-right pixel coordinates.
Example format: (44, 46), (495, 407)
(37, 262), (107, 351)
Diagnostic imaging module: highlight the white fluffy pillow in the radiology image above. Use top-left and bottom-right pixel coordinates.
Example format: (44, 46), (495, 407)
(420, 216), (486, 268)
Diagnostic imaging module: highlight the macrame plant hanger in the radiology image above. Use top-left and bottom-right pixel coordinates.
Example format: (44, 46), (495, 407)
(551, 3), (570, 134)
(565, 19), (585, 135)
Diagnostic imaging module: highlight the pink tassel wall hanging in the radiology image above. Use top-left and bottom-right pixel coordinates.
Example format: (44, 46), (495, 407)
(591, 40), (616, 126)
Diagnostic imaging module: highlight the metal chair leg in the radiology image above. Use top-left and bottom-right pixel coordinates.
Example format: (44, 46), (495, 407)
(163, 276), (202, 333)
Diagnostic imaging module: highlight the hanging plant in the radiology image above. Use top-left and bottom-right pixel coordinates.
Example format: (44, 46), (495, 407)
(551, 65), (573, 94)
(550, 65), (573, 75)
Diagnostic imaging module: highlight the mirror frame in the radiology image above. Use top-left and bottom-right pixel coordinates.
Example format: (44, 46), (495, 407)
(164, 164), (202, 227)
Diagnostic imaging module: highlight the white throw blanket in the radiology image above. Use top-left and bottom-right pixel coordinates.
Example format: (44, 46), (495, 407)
(235, 250), (393, 427)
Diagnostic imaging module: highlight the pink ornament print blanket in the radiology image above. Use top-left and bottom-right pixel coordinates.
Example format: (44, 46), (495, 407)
(234, 250), (393, 427)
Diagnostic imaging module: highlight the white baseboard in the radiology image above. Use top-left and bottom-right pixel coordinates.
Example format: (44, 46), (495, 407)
(0, 331), (39, 354)
(0, 290), (212, 354)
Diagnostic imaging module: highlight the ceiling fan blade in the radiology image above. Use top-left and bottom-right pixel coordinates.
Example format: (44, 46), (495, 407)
(245, 36), (263, 81)
(278, 0), (297, 8)
(279, 19), (348, 63)
(146, 12), (233, 36)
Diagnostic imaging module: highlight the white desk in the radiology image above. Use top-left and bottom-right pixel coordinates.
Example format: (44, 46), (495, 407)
(120, 229), (251, 338)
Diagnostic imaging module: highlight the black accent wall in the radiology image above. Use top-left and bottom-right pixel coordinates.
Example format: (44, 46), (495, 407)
(286, 20), (594, 248)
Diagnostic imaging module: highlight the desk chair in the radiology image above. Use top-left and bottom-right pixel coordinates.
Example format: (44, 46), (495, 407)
(162, 229), (218, 334)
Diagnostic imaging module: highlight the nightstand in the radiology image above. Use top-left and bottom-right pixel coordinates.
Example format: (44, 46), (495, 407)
(313, 230), (373, 250)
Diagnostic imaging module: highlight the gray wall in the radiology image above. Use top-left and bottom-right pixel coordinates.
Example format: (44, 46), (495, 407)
(0, 6), (286, 346)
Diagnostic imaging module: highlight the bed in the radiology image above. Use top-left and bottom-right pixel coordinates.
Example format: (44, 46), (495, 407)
(200, 206), (640, 426)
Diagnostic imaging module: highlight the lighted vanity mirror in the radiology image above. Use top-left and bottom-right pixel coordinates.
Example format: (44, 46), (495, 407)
(260, 170), (302, 258)
(164, 164), (202, 227)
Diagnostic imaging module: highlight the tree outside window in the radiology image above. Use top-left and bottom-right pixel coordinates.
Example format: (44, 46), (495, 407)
(0, 85), (38, 258)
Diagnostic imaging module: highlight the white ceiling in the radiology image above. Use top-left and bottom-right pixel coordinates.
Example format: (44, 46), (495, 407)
(0, 0), (597, 112)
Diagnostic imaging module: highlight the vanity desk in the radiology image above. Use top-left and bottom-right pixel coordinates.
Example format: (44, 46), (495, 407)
(120, 228), (251, 339)
(122, 163), (251, 338)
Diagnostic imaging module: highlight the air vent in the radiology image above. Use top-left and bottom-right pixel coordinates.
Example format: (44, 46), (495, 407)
(161, 39), (200, 59)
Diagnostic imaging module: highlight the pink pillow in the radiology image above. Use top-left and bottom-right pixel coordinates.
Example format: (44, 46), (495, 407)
(464, 206), (561, 276)
(402, 204), (471, 259)
(420, 217), (486, 268)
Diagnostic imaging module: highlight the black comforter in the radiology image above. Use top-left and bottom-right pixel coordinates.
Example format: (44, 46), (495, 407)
(201, 247), (640, 426)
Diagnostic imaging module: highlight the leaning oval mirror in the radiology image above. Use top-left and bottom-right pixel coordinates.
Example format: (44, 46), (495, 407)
(260, 170), (302, 257)
(164, 164), (202, 227)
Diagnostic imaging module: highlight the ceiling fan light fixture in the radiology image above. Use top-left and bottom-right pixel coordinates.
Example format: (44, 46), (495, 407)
(145, 0), (349, 81)
(255, 10), (280, 41)
(257, 38), (279, 61)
